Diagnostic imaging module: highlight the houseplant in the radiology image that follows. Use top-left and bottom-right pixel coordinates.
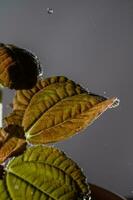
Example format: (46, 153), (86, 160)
(0, 44), (124, 200)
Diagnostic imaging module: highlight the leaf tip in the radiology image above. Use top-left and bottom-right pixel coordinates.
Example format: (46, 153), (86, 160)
(108, 97), (120, 109)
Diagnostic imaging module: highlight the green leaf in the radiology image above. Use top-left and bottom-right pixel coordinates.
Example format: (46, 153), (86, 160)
(0, 180), (11, 200)
(1, 145), (89, 200)
(5, 76), (116, 144)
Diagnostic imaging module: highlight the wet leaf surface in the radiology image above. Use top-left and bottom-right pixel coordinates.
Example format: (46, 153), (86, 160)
(5, 76), (116, 144)
(0, 145), (89, 200)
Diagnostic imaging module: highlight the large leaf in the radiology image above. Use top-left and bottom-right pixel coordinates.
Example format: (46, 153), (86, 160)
(0, 145), (89, 200)
(5, 76), (117, 144)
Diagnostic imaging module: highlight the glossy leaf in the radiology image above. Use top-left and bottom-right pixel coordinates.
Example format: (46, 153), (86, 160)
(0, 145), (89, 200)
(5, 76), (116, 144)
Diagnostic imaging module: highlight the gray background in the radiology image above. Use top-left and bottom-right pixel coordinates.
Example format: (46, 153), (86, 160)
(0, 0), (132, 197)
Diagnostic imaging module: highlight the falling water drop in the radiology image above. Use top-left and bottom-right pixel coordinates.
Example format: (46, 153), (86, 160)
(47, 8), (54, 15)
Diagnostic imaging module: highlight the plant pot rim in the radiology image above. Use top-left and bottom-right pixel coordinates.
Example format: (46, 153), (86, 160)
(89, 183), (126, 200)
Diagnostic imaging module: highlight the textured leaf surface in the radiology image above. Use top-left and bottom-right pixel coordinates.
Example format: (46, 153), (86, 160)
(0, 126), (26, 163)
(0, 136), (26, 163)
(0, 43), (41, 89)
(5, 76), (116, 144)
(0, 180), (11, 200)
(5, 110), (24, 127)
(0, 128), (8, 147)
(0, 145), (89, 200)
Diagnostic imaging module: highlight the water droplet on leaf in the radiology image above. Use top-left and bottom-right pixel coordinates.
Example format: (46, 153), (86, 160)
(109, 98), (120, 108)
(78, 193), (92, 200)
(82, 196), (91, 200)
(38, 66), (44, 80)
(14, 184), (19, 190)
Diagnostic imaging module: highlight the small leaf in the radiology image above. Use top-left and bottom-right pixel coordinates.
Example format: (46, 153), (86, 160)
(0, 128), (8, 147)
(0, 43), (42, 89)
(5, 110), (24, 127)
(5, 76), (116, 144)
(1, 145), (89, 200)
(0, 137), (26, 164)
(0, 126), (26, 163)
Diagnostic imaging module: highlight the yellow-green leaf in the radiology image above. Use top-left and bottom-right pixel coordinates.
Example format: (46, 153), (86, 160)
(1, 145), (89, 200)
(0, 180), (11, 200)
(5, 76), (116, 144)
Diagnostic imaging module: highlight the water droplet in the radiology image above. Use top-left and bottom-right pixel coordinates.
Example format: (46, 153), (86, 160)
(78, 193), (92, 200)
(27, 142), (34, 147)
(38, 67), (44, 80)
(82, 196), (91, 200)
(47, 8), (54, 15)
(14, 184), (19, 190)
(109, 98), (120, 108)
(1, 157), (12, 167)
